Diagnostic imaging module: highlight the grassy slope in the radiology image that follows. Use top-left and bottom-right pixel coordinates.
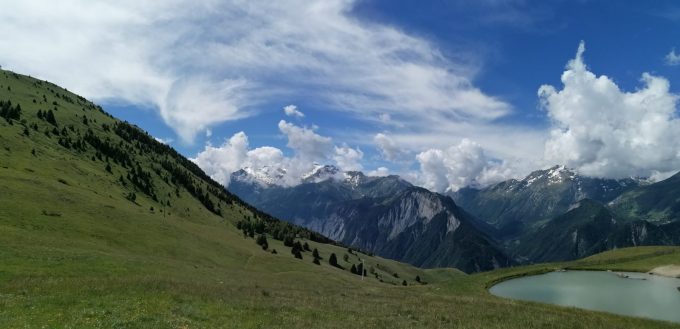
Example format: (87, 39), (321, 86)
(1, 70), (680, 328)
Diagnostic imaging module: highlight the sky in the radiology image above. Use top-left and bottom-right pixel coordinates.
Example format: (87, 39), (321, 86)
(2, 0), (680, 192)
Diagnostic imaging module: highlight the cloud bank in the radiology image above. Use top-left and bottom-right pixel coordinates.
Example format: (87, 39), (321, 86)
(193, 120), (365, 186)
(414, 139), (517, 192)
(540, 41), (680, 179)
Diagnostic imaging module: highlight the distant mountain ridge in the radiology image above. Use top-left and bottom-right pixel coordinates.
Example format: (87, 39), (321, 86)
(610, 171), (680, 224)
(516, 199), (680, 263)
(451, 165), (640, 237)
(229, 161), (680, 267)
(229, 166), (510, 273)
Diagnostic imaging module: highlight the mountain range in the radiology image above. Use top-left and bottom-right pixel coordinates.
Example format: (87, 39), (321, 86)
(229, 163), (680, 267)
(230, 167), (510, 273)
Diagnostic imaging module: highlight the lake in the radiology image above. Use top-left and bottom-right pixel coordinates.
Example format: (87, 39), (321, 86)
(489, 270), (680, 323)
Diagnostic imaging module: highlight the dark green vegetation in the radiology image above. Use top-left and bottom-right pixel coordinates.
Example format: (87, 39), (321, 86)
(230, 170), (510, 273)
(516, 199), (680, 262)
(611, 172), (680, 223)
(452, 165), (639, 238)
(2, 70), (680, 328)
(452, 166), (680, 263)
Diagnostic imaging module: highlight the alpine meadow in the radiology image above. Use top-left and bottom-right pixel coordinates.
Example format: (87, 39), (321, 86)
(3, 1), (680, 328)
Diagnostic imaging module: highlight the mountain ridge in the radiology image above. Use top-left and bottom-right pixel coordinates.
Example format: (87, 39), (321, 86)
(229, 167), (511, 272)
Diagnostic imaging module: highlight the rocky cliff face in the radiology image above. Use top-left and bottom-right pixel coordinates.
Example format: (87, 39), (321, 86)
(228, 168), (510, 273)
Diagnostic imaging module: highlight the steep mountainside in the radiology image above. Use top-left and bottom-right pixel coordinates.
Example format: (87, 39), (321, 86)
(229, 169), (510, 273)
(516, 199), (680, 263)
(610, 171), (680, 223)
(451, 165), (639, 237)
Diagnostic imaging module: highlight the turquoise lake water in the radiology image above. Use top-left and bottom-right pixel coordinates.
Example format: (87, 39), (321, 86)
(489, 270), (680, 323)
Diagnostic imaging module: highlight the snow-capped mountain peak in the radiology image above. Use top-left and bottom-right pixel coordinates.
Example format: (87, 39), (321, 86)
(523, 165), (577, 187)
(232, 165), (287, 187)
(301, 163), (342, 183)
(343, 171), (367, 188)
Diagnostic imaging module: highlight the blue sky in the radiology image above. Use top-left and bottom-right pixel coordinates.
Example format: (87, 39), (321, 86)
(2, 0), (680, 191)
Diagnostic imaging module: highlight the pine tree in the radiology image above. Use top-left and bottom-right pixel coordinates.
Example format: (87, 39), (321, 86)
(283, 235), (294, 247)
(45, 110), (57, 126)
(329, 253), (338, 267)
(350, 264), (357, 274)
(256, 234), (269, 250)
(312, 248), (321, 260)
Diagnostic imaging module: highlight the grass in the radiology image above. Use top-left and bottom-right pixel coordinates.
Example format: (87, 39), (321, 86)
(2, 70), (680, 328)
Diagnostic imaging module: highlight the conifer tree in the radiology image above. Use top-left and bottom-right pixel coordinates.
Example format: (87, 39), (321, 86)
(329, 253), (338, 267)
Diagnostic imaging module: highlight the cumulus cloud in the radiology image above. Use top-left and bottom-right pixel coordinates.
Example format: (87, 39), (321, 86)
(192, 132), (251, 186)
(278, 120), (333, 161)
(374, 133), (408, 161)
(414, 139), (514, 192)
(0, 0), (508, 144)
(540, 41), (680, 179)
(283, 104), (305, 118)
(333, 145), (364, 171)
(194, 121), (366, 186)
(665, 48), (680, 66)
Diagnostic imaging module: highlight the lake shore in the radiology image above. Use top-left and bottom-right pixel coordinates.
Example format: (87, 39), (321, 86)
(649, 265), (680, 278)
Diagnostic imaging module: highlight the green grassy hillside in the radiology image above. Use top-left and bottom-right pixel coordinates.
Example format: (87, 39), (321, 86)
(1, 70), (680, 328)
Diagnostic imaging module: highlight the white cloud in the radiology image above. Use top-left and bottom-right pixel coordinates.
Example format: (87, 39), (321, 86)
(367, 167), (390, 177)
(333, 145), (364, 171)
(414, 139), (515, 192)
(278, 120), (333, 161)
(192, 131), (250, 186)
(283, 104), (305, 118)
(374, 133), (408, 161)
(0, 0), (508, 144)
(194, 121), (365, 186)
(665, 48), (680, 66)
(154, 137), (174, 145)
(540, 41), (680, 179)
(378, 113), (391, 124)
